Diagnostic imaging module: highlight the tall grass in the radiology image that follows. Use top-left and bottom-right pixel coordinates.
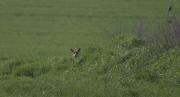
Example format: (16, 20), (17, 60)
(134, 15), (180, 49)
(0, 32), (179, 97)
(0, 0), (179, 96)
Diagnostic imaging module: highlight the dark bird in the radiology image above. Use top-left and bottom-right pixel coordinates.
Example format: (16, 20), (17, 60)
(168, 5), (172, 12)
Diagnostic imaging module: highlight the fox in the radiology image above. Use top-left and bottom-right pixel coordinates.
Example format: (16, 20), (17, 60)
(70, 48), (81, 58)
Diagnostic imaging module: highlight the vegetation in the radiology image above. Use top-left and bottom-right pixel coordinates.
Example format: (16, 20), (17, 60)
(0, 0), (180, 97)
(0, 32), (180, 97)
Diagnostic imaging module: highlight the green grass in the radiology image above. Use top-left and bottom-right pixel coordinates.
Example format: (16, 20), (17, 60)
(1, 0), (180, 58)
(0, 33), (179, 97)
(0, 0), (180, 97)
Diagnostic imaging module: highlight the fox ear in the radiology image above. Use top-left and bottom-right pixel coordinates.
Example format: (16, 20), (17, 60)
(70, 49), (74, 53)
(77, 48), (81, 52)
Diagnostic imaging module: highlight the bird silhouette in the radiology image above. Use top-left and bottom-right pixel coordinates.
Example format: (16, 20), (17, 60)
(168, 5), (172, 12)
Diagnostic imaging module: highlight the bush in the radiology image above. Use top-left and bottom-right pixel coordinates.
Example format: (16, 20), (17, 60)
(134, 16), (180, 49)
(12, 60), (51, 78)
(0, 59), (24, 76)
(0, 58), (52, 78)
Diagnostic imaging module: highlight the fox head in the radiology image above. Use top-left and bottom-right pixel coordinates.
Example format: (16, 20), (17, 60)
(70, 48), (81, 58)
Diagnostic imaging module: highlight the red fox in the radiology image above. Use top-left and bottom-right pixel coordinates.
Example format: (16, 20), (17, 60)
(70, 48), (81, 58)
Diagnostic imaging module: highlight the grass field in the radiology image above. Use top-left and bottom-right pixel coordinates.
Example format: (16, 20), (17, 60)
(1, 0), (180, 58)
(0, 0), (180, 97)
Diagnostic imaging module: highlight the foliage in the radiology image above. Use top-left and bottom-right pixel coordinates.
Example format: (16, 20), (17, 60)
(0, 34), (179, 97)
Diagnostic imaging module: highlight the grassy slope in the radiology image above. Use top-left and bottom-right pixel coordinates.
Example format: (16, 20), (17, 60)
(0, 34), (179, 97)
(0, 0), (180, 97)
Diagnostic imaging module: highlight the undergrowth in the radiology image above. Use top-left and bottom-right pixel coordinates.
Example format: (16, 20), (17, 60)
(0, 33), (179, 97)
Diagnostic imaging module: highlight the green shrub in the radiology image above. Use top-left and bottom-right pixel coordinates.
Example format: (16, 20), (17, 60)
(13, 61), (51, 78)
(0, 59), (24, 76)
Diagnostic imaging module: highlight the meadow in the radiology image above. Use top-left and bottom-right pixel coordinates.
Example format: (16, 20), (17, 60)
(0, 0), (180, 97)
